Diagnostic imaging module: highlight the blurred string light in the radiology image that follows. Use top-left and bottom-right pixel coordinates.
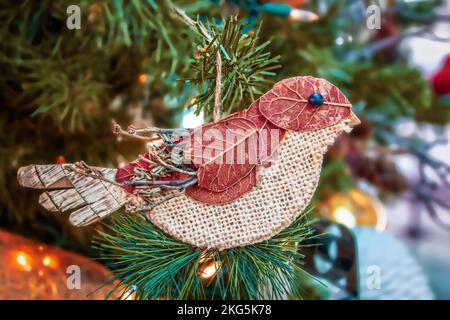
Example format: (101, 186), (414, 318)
(138, 73), (148, 85)
(255, 2), (319, 22)
(182, 108), (204, 128)
(335, 36), (345, 46)
(316, 189), (387, 231)
(199, 261), (221, 279)
(335, 34), (353, 46)
(333, 207), (357, 228)
(289, 8), (319, 22)
(198, 251), (221, 279)
(227, 1), (320, 32)
(42, 255), (57, 268)
(13, 250), (58, 272)
(2, 231), (120, 299)
(121, 285), (137, 300)
(15, 251), (32, 272)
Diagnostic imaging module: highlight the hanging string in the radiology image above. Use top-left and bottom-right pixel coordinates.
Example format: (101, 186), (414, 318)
(213, 52), (222, 122)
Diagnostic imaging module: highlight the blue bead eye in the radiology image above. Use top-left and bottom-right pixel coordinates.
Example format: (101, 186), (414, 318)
(308, 93), (324, 107)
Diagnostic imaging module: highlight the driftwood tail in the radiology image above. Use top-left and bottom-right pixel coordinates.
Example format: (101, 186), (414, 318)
(17, 164), (128, 226)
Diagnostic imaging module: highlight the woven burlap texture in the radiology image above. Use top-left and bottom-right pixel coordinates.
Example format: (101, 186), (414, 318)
(150, 123), (345, 250)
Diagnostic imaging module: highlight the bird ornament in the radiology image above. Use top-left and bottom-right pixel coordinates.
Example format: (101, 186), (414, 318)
(17, 76), (360, 250)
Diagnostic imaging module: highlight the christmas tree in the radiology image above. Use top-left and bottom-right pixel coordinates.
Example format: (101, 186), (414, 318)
(1, 0), (449, 299)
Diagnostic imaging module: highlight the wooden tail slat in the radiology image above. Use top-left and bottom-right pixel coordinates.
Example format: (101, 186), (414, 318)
(17, 165), (72, 190)
(17, 164), (128, 227)
(69, 206), (101, 227)
(39, 189), (86, 213)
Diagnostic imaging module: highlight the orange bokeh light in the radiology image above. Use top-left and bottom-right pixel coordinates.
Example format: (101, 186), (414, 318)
(15, 251), (32, 272)
(138, 73), (147, 84)
(42, 255), (57, 268)
(200, 261), (221, 279)
(43, 256), (51, 266)
(55, 155), (66, 164)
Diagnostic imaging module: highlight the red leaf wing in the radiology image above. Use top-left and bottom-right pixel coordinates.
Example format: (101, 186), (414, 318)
(228, 101), (287, 164)
(115, 153), (154, 193)
(259, 76), (351, 131)
(184, 117), (258, 192)
(185, 169), (256, 204)
(115, 165), (137, 184)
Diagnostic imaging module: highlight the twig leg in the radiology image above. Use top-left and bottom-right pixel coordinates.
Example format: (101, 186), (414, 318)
(112, 120), (161, 141)
(69, 161), (122, 187)
(133, 191), (185, 217)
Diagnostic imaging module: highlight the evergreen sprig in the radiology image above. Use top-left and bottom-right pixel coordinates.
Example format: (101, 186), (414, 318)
(0, 0), (195, 129)
(189, 16), (281, 119)
(94, 208), (315, 300)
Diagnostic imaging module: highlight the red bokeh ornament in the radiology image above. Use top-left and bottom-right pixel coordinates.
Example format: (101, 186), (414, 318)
(0, 230), (120, 299)
(431, 55), (450, 96)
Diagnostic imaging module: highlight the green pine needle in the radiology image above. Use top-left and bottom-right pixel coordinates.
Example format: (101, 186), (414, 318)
(0, 0), (195, 130)
(94, 207), (315, 300)
(190, 16), (281, 119)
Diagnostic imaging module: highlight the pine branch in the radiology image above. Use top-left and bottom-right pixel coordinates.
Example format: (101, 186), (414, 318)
(0, 0), (197, 129)
(171, 5), (224, 121)
(187, 15), (281, 119)
(94, 207), (315, 300)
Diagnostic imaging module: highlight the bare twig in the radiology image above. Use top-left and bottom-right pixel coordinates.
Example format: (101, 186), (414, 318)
(69, 161), (123, 187)
(171, 5), (213, 42)
(172, 4), (223, 121)
(112, 120), (160, 141)
(123, 177), (196, 187)
(151, 153), (196, 175)
(130, 126), (189, 134)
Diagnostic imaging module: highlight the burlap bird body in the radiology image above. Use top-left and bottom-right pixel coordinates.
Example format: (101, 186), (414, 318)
(17, 76), (360, 250)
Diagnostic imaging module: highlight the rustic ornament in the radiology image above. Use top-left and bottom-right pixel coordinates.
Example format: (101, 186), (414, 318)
(17, 76), (360, 249)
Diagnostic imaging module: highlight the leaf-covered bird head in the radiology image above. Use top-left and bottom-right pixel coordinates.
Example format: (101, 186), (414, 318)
(258, 76), (360, 131)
